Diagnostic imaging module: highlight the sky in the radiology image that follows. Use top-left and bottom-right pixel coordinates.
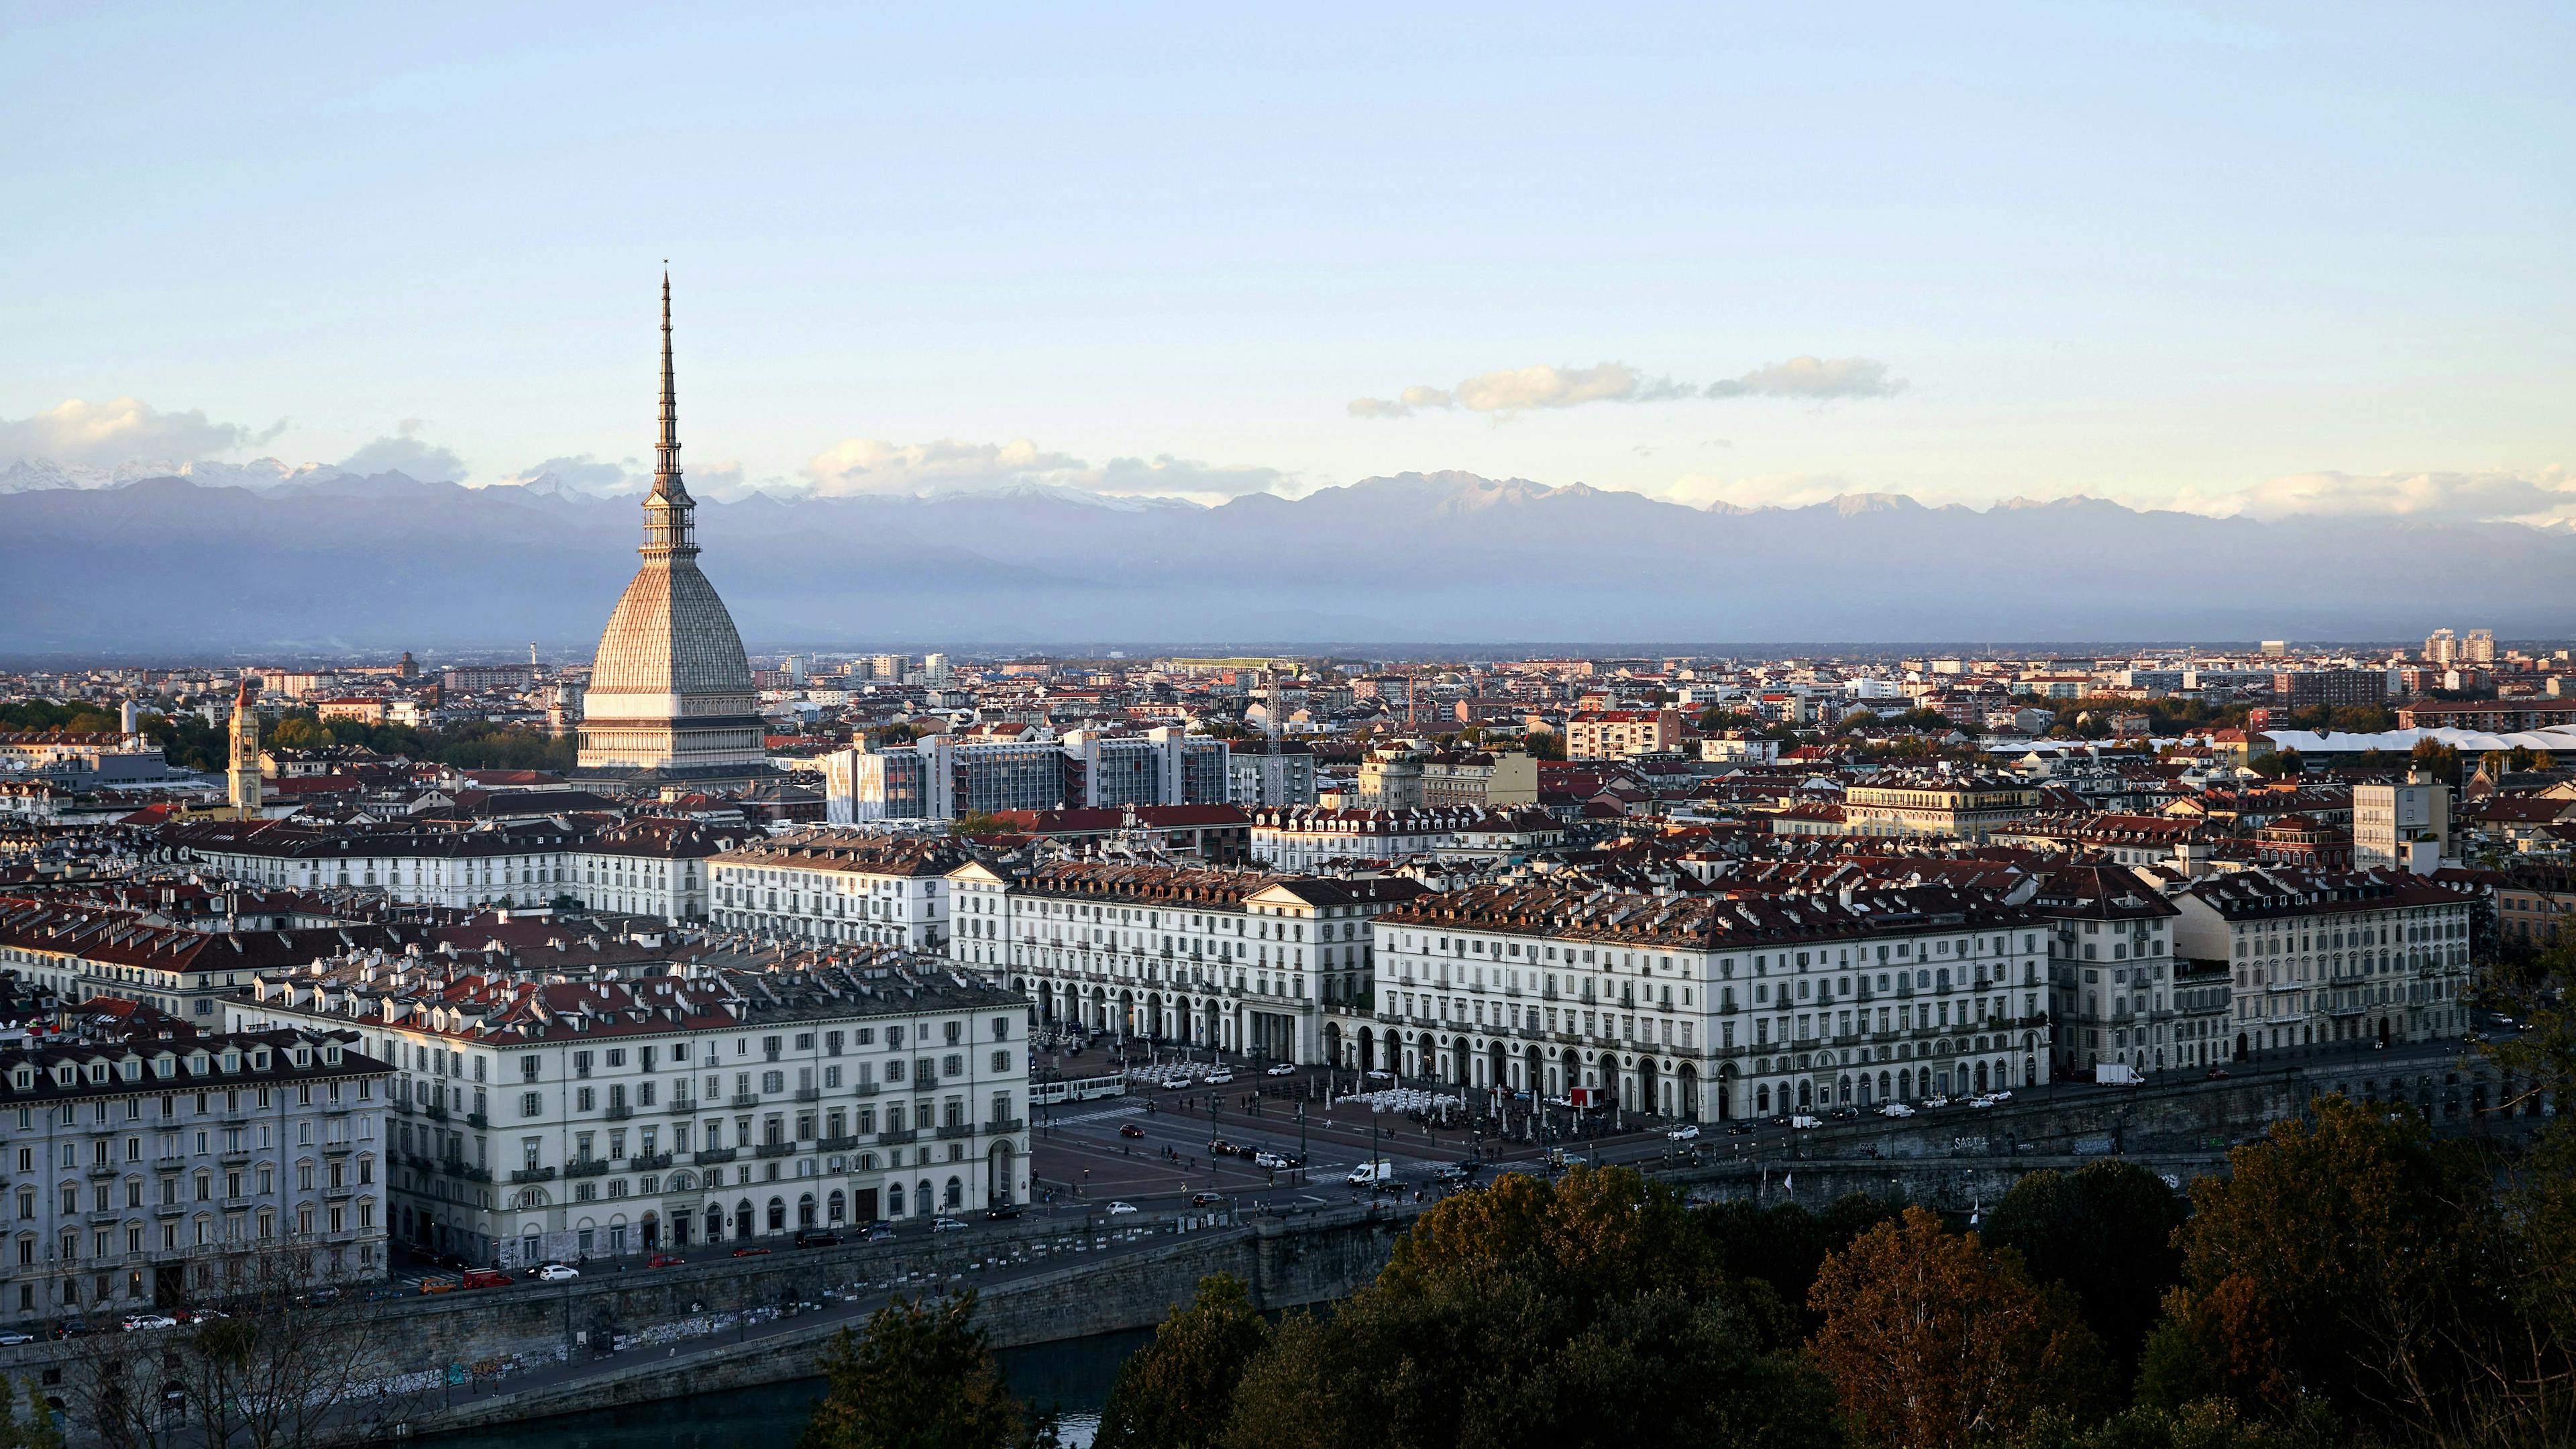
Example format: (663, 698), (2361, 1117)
(1, 3), (2571, 521)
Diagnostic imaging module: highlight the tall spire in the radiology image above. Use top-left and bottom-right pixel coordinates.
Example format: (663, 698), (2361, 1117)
(653, 268), (685, 501)
(641, 268), (697, 558)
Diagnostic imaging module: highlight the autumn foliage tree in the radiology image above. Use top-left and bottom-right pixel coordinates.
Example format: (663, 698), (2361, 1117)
(2134, 1097), (2504, 1441)
(1809, 1205), (2109, 1449)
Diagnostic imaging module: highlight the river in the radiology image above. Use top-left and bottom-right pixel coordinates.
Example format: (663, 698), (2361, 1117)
(424, 1328), (1150, 1449)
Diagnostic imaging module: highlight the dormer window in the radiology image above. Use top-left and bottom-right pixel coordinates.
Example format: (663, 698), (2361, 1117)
(9, 1067), (29, 1091)
(219, 1051), (241, 1073)
(153, 1058), (174, 1079)
(54, 1066), (76, 1088)
(119, 1060), (141, 1081)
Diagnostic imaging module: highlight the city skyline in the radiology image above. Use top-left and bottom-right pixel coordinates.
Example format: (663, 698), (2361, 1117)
(4, 4), (2572, 527)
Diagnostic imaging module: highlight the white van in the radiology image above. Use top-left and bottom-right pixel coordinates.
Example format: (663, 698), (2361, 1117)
(1345, 1159), (1395, 1186)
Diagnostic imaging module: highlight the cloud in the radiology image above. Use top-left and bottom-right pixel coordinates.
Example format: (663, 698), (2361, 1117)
(802, 437), (1087, 496)
(802, 437), (1290, 505)
(337, 419), (466, 483)
(1352, 356), (1901, 418)
(1657, 472), (1857, 511)
(2178, 466), (2576, 525)
(1704, 355), (1906, 400)
(0, 396), (286, 468)
(495, 453), (645, 496)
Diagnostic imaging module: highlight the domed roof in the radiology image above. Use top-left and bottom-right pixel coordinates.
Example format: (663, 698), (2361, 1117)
(588, 558), (754, 698)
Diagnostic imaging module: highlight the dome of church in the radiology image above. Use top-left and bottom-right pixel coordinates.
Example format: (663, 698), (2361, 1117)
(588, 557), (754, 698)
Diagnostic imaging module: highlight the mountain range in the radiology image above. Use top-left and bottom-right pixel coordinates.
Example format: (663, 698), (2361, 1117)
(3, 468), (2571, 653)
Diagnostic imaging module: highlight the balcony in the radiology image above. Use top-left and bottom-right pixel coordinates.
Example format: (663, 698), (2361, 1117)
(794, 1088), (820, 1103)
(875, 1129), (918, 1146)
(423, 1104), (449, 1123)
(934, 1123), (972, 1140)
(753, 1142), (794, 1159)
(87, 1208), (121, 1226)
(692, 1147), (737, 1167)
(983, 1118), (1026, 1135)
(508, 1167), (556, 1185)
(814, 1134), (858, 1152)
(465, 1112), (489, 1130)
(86, 1162), (118, 1179)
(851, 1083), (883, 1097)
(667, 1099), (698, 1116)
(564, 1159), (610, 1179)
(321, 1141), (352, 1157)
(154, 1203), (185, 1218)
(730, 1093), (759, 1108)
(322, 1185), (355, 1201)
(603, 1105), (633, 1121)
(154, 1152), (186, 1168)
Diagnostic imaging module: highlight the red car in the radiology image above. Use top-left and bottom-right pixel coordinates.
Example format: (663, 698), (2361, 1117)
(1118, 1124), (1144, 1138)
(730, 1246), (771, 1258)
(647, 1254), (686, 1268)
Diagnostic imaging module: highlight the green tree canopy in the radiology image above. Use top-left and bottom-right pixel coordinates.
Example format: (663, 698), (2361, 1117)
(799, 1291), (1051, 1449)
(1984, 1160), (2186, 1373)
(1095, 1275), (1270, 1449)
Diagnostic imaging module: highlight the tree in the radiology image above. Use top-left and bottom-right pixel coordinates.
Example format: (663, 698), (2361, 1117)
(1381, 1166), (1723, 1313)
(951, 811), (1017, 838)
(1809, 1205), (2110, 1449)
(800, 1290), (1050, 1449)
(0, 1377), (62, 1449)
(1984, 1161), (2186, 1373)
(1224, 1278), (1836, 1449)
(2247, 749), (2302, 780)
(1095, 1275), (1269, 1449)
(2134, 1097), (2504, 1442)
(1696, 1191), (1902, 1334)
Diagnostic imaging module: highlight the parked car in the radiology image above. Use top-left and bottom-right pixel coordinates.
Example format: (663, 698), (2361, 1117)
(2204, 1068), (2231, 1079)
(417, 1277), (458, 1295)
(1252, 1150), (1297, 1169)
(1205, 1072), (1234, 1085)
(930, 1218), (969, 1234)
(1726, 1121), (1758, 1136)
(1191, 1192), (1226, 1208)
(1107, 1201), (1138, 1215)
(1877, 1103), (1916, 1118)
(0, 1332), (32, 1346)
(1830, 1105), (1860, 1120)
(985, 1203), (1025, 1220)
(1266, 1063), (1296, 1076)
(120, 1315), (178, 1332)
(535, 1264), (580, 1282)
(1790, 1115), (1822, 1130)
(648, 1254), (686, 1268)
(1921, 1095), (1951, 1109)
(793, 1230), (842, 1248)
(730, 1246), (772, 1258)
(864, 1226), (899, 1243)
(461, 1269), (512, 1289)
(1666, 1124), (1701, 1140)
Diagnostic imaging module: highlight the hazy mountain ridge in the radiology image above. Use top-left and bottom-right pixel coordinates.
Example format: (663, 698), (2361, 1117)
(4, 469), (2571, 650)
